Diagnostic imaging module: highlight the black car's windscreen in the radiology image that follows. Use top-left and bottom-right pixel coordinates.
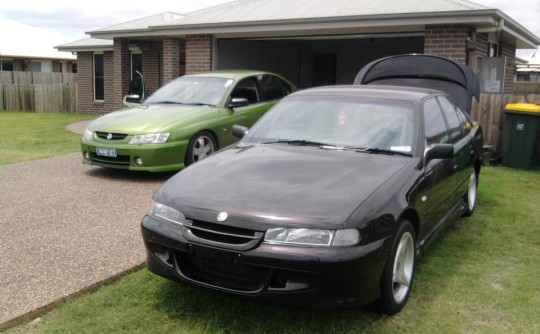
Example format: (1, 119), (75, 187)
(144, 77), (233, 106)
(245, 95), (416, 154)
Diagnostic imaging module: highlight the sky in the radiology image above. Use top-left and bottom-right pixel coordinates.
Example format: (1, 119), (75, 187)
(0, 0), (539, 59)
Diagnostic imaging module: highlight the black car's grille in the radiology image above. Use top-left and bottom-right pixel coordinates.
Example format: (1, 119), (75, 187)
(185, 219), (263, 245)
(176, 251), (269, 292)
(96, 131), (128, 140)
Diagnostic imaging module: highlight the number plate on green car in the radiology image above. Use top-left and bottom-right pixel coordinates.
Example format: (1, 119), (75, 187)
(96, 148), (117, 157)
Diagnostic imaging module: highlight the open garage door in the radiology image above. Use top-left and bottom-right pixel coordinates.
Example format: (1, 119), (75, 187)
(216, 34), (424, 88)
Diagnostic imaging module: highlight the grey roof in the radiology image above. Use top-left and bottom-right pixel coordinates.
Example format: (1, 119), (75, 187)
(82, 0), (539, 49)
(56, 38), (113, 52)
(162, 0), (489, 25)
(91, 11), (186, 33)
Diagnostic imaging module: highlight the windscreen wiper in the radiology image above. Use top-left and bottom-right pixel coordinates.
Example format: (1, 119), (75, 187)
(262, 139), (328, 147)
(356, 147), (412, 157)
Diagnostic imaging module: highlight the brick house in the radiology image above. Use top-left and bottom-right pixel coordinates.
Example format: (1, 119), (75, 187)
(56, 0), (540, 115)
(0, 54), (76, 73)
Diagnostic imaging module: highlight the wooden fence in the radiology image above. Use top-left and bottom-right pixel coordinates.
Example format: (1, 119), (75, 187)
(0, 72), (77, 112)
(471, 82), (540, 153)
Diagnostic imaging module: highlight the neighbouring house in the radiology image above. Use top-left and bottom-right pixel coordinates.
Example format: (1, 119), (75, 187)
(56, 0), (540, 126)
(516, 52), (540, 82)
(0, 54), (76, 73)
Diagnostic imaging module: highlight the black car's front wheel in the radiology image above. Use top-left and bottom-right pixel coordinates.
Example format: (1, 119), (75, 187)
(185, 131), (217, 166)
(379, 220), (416, 315)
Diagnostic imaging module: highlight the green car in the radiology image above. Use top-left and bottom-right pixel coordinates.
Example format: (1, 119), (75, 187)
(81, 70), (296, 172)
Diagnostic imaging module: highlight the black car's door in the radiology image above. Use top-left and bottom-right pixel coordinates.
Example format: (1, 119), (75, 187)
(416, 97), (456, 242)
(437, 96), (474, 198)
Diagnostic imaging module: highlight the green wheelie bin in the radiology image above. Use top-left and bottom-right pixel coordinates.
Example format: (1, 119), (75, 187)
(502, 103), (540, 169)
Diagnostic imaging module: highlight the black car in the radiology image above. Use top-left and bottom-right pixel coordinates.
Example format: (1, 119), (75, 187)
(141, 55), (483, 314)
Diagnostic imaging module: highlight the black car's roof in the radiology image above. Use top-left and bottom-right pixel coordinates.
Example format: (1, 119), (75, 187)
(292, 84), (444, 102)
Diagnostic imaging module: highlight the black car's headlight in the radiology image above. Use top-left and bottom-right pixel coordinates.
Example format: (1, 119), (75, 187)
(129, 133), (170, 144)
(149, 200), (185, 225)
(264, 228), (360, 246)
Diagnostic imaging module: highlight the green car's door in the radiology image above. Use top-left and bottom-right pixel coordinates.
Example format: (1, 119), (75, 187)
(219, 75), (288, 147)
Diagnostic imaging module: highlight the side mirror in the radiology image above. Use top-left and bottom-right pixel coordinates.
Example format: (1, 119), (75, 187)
(228, 97), (249, 108)
(232, 125), (249, 139)
(425, 144), (454, 161)
(125, 94), (141, 103)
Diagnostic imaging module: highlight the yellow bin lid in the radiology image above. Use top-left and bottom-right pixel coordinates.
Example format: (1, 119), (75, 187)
(504, 103), (540, 113)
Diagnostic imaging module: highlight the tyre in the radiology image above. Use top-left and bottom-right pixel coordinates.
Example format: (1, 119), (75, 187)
(185, 131), (217, 166)
(378, 220), (416, 315)
(462, 171), (477, 217)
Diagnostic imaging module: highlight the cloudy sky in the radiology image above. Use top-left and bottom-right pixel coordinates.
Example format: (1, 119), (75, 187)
(0, 0), (538, 59)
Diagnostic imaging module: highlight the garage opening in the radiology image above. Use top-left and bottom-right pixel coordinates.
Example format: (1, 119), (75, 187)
(216, 34), (424, 88)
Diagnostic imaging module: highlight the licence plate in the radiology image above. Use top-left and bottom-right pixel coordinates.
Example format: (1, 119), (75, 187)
(96, 147), (117, 157)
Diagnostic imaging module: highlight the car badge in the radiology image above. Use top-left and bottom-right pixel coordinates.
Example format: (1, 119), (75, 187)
(107, 133), (113, 140)
(217, 212), (228, 222)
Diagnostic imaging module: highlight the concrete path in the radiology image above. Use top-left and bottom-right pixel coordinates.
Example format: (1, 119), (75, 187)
(0, 123), (173, 329)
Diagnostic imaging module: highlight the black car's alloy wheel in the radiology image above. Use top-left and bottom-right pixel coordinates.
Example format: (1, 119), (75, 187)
(379, 220), (416, 315)
(186, 131), (216, 166)
(462, 171), (477, 217)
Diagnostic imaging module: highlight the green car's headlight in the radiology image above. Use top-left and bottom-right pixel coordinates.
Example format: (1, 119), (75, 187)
(264, 228), (360, 246)
(149, 200), (185, 225)
(83, 128), (93, 141)
(130, 133), (170, 144)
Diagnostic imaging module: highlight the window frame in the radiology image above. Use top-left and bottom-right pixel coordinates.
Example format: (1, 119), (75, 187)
(93, 53), (105, 102)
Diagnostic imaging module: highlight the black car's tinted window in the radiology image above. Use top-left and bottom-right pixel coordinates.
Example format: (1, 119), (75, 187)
(231, 78), (260, 104)
(260, 75), (286, 101)
(423, 98), (449, 145)
(456, 107), (472, 137)
(437, 96), (463, 143)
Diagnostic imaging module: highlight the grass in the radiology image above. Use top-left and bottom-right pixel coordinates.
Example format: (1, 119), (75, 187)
(0, 111), (96, 165)
(5, 165), (539, 333)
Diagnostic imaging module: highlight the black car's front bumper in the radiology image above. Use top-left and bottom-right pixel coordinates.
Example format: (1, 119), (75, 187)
(141, 215), (391, 309)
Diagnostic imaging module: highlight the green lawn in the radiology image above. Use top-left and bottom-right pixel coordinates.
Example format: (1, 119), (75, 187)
(5, 166), (540, 333)
(0, 111), (96, 165)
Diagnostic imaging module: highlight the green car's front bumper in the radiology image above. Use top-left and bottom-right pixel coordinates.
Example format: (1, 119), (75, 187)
(81, 138), (189, 172)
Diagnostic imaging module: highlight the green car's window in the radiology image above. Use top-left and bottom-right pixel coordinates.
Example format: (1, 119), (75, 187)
(144, 77), (230, 106)
(231, 78), (260, 104)
(260, 75), (285, 101)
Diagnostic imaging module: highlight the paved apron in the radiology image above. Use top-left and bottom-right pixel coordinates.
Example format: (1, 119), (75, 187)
(0, 136), (173, 327)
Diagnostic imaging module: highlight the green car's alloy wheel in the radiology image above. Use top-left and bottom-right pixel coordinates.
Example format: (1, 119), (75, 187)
(379, 220), (416, 315)
(186, 131), (217, 166)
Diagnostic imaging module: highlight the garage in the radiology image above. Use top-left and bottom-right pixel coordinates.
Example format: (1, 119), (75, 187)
(216, 34), (424, 88)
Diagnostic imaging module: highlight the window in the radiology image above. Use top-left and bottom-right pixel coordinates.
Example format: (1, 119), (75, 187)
(94, 53), (104, 101)
(131, 52), (142, 79)
(423, 98), (449, 146)
(456, 108), (473, 137)
(437, 96), (463, 143)
(259, 75), (286, 101)
(1, 59), (14, 71)
(231, 78), (259, 104)
(32, 62), (42, 72)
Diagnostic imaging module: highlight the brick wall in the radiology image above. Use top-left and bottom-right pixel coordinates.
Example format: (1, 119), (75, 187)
(113, 38), (131, 111)
(424, 25), (468, 64)
(143, 42), (162, 96)
(500, 42), (516, 94)
(163, 39), (180, 84)
(77, 51), (117, 114)
(186, 34), (213, 73)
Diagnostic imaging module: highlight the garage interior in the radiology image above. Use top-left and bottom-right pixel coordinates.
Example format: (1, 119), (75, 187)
(216, 34), (424, 88)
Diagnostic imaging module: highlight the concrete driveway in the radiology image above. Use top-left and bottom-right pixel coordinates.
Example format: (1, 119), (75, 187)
(0, 125), (174, 329)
